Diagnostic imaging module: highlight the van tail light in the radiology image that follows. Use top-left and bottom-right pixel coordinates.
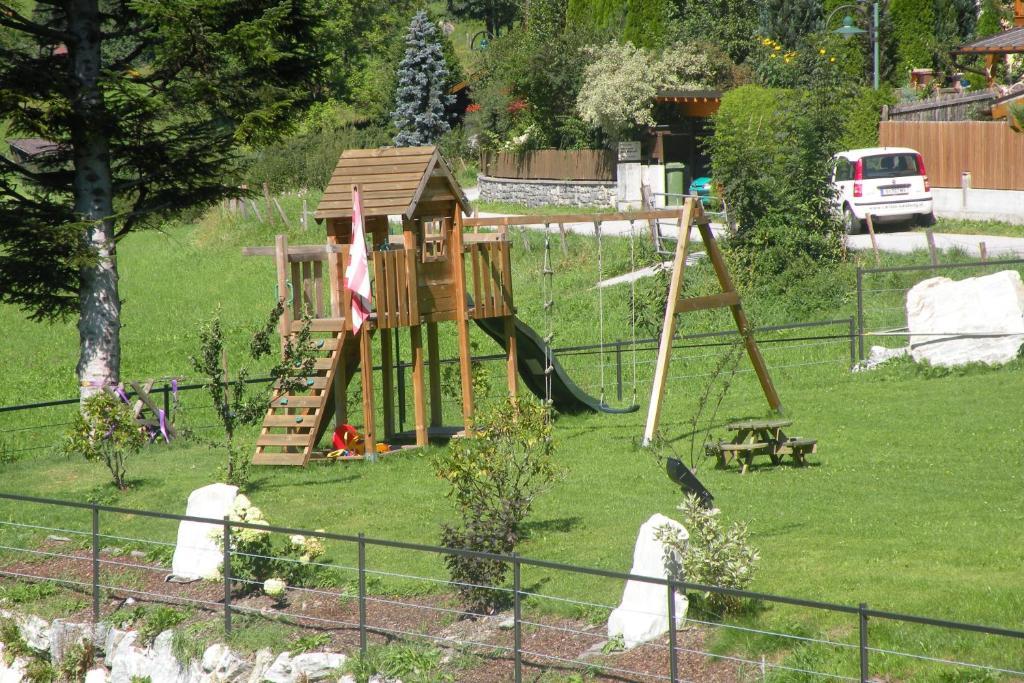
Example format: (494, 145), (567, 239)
(853, 159), (863, 180)
(915, 153), (930, 191)
(853, 182), (863, 197)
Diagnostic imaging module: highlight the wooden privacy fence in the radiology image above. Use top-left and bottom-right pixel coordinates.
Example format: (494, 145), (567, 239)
(879, 120), (1024, 190)
(479, 149), (616, 181)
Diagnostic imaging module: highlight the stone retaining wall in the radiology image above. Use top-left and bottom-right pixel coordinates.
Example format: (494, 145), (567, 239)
(477, 175), (616, 208)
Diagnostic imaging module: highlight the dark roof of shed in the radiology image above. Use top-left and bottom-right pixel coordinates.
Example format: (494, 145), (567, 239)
(315, 146), (471, 220)
(952, 27), (1024, 54)
(654, 89), (722, 100)
(7, 138), (60, 158)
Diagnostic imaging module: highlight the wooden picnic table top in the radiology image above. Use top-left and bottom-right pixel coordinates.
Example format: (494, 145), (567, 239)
(726, 418), (793, 431)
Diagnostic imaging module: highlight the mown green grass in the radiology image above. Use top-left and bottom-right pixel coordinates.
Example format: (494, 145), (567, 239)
(924, 217), (1023, 238)
(1, 203), (1022, 679)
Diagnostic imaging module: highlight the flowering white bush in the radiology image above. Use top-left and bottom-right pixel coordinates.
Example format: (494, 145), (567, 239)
(263, 577), (287, 599)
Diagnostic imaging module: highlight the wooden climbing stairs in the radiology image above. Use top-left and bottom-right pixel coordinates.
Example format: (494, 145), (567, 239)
(252, 321), (363, 466)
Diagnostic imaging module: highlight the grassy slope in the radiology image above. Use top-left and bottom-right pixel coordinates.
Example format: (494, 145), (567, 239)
(1, 204), (1022, 677)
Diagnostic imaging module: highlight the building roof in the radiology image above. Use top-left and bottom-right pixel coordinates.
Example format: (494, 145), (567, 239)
(952, 26), (1024, 54)
(315, 146), (471, 220)
(7, 138), (60, 159)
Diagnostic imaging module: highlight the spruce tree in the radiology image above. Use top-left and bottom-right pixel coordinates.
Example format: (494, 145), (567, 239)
(393, 12), (453, 147)
(758, 0), (824, 49)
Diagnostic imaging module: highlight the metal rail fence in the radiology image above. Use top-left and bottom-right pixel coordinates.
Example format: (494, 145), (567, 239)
(0, 492), (1021, 682)
(854, 257), (1024, 361)
(0, 318), (857, 456)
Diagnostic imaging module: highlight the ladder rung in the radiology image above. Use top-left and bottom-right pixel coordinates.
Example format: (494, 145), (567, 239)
(270, 395), (323, 408)
(253, 450), (309, 466)
(256, 434), (313, 447)
(262, 415), (316, 427)
(276, 376), (329, 391)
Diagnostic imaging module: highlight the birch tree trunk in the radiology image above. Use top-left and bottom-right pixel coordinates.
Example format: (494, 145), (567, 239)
(69, 0), (121, 401)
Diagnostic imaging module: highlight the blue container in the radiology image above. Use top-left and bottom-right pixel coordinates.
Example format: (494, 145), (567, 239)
(689, 176), (713, 197)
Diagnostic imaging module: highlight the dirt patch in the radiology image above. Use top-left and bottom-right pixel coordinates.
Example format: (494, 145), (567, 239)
(0, 542), (743, 681)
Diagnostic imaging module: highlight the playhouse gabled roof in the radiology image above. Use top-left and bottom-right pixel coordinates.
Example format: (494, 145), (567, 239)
(315, 146), (471, 220)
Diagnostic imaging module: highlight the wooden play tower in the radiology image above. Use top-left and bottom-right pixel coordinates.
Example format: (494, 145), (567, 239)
(248, 146), (519, 466)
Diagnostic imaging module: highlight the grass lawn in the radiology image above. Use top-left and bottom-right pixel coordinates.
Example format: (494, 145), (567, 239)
(925, 217), (1023, 238)
(1, 204), (1022, 679)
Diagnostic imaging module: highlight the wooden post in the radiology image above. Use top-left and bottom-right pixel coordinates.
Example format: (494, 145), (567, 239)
(380, 328), (395, 440)
(979, 241), (988, 261)
(700, 218), (783, 414)
(558, 223), (568, 256)
(302, 199), (309, 230)
(263, 181), (275, 225)
(410, 326), (428, 446)
(452, 213), (475, 432)
(240, 185), (249, 219)
(642, 203), (693, 447)
(273, 198), (291, 227)
(865, 213), (881, 267)
(504, 315), (518, 398)
(925, 228), (939, 266)
(426, 323), (443, 427)
(359, 327), (376, 459)
(275, 234), (291, 357)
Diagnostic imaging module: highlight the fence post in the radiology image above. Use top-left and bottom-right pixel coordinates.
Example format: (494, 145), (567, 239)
(667, 582), (678, 683)
(513, 553), (522, 683)
(848, 317), (857, 369)
(358, 533), (367, 656)
(223, 516), (232, 635)
(91, 504), (100, 622)
(859, 602), (869, 683)
(856, 268), (865, 361)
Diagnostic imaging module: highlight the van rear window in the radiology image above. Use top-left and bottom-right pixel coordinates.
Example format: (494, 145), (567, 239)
(862, 154), (919, 179)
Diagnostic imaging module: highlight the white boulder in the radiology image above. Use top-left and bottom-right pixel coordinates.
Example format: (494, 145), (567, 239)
(85, 668), (109, 683)
(171, 483), (238, 581)
(15, 613), (50, 652)
(291, 652), (347, 681)
(607, 513), (688, 649)
(907, 270), (1024, 367)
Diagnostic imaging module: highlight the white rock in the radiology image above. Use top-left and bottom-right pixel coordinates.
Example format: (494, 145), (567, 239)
(907, 270), (1024, 367)
(149, 630), (188, 683)
(171, 483), (238, 581)
(245, 649), (276, 683)
(854, 345), (909, 371)
(108, 644), (150, 683)
(262, 652), (294, 683)
(104, 629), (136, 667)
(16, 613), (50, 651)
(200, 642), (249, 680)
(291, 652), (347, 681)
(50, 619), (92, 664)
(607, 513), (688, 649)
(0, 647), (28, 683)
(337, 676), (357, 683)
(85, 668), (109, 683)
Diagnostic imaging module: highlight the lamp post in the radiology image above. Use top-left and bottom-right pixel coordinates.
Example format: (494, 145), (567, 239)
(828, 1), (880, 90)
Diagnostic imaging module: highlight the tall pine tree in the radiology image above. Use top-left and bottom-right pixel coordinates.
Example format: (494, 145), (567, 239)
(392, 12), (453, 147)
(0, 0), (328, 399)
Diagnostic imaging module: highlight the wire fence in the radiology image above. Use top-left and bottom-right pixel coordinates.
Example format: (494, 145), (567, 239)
(0, 318), (857, 457)
(0, 492), (1020, 682)
(854, 257), (1024, 361)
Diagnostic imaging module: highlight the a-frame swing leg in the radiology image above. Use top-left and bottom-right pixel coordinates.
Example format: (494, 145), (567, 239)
(642, 202), (693, 447)
(642, 199), (782, 448)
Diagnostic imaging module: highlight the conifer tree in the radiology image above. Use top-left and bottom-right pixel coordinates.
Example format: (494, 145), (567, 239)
(758, 0), (824, 48)
(392, 11), (453, 147)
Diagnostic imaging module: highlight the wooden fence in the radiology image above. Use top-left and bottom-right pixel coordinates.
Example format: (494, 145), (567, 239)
(879, 120), (1024, 190)
(882, 90), (996, 122)
(479, 149), (616, 181)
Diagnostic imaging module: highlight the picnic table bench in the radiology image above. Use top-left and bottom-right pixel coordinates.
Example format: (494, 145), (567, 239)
(710, 418), (816, 474)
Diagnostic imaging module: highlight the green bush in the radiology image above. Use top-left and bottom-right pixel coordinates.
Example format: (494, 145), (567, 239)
(434, 398), (563, 614)
(839, 86), (897, 150)
(655, 493), (759, 613)
(59, 391), (145, 490)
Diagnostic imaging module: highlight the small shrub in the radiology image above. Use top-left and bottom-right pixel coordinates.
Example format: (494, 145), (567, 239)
(0, 581), (61, 605)
(656, 493), (759, 614)
(342, 644), (451, 683)
(290, 632), (330, 654)
(57, 641), (94, 683)
(138, 606), (189, 645)
(59, 391), (144, 490)
(0, 618), (32, 662)
(108, 604), (146, 629)
(24, 659), (55, 683)
(434, 398), (563, 614)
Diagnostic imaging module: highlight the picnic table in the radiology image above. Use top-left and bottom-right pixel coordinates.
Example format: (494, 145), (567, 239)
(710, 418), (816, 474)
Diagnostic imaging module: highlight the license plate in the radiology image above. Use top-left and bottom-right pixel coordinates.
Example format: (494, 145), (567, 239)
(881, 186), (909, 196)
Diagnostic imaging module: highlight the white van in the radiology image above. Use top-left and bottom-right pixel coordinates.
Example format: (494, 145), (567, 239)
(831, 147), (934, 234)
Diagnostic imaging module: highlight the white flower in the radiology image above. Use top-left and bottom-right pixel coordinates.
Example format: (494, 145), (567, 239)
(289, 534), (306, 548)
(302, 537), (325, 559)
(246, 506), (264, 522)
(204, 567), (222, 582)
(263, 577), (287, 598)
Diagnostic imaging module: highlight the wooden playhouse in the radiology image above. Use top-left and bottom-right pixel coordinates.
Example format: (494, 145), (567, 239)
(249, 146), (519, 466)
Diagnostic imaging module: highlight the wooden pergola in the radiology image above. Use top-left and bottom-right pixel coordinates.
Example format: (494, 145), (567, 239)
(951, 0), (1024, 87)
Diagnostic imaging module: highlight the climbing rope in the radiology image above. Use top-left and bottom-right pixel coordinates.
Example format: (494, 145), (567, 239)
(542, 222), (555, 415)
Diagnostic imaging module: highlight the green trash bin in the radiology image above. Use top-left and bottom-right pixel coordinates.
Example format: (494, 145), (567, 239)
(665, 162), (686, 206)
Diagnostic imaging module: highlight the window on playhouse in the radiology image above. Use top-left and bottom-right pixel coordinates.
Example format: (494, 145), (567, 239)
(420, 217), (449, 262)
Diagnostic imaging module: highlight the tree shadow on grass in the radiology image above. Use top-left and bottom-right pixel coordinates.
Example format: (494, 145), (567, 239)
(520, 516), (583, 539)
(243, 468), (362, 495)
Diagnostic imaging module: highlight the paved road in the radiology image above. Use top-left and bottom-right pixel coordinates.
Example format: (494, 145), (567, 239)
(846, 231), (1024, 258)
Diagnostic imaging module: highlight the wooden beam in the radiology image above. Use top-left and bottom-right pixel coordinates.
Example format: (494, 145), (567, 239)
(359, 327), (376, 460)
(642, 202), (693, 447)
(426, 323), (443, 427)
(462, 209), (708, 228)
(452, 213), (475, 432)
(410, 325), (428, 446)
(380, 328), (395, 440)
(275, 234), (291, 357)
(242, 244), (346, 260)
(504, 315), (519, 398)
(676, 291), (740, 313)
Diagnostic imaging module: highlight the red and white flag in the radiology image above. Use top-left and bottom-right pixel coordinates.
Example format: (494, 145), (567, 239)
(344, 185), (372, 333)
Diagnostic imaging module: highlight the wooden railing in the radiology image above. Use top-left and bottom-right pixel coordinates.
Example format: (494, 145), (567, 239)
(467, 241), (513, 319)
(372, 249), (419, 329)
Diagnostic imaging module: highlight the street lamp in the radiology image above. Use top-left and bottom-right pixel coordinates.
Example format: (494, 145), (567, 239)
(827, 1), (880, 90)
